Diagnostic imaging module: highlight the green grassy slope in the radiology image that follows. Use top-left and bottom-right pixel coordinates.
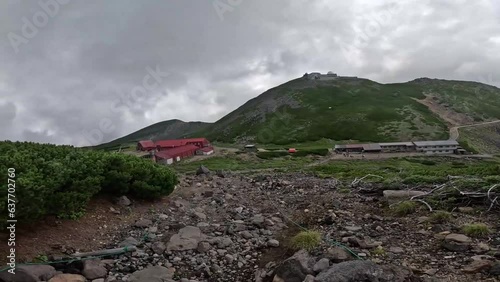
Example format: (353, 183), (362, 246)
(93, 119), (211, 150)
(411, 78), (500, 121)
(99, 76), (500, 147)
(459, 123), (500, 154)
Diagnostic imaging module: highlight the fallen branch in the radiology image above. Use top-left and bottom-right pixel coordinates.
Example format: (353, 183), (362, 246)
(351, 174), (384, 187)
(413, 199), (433, 212)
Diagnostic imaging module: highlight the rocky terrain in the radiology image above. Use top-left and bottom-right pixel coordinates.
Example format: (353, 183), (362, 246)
(1, 172), (499, 282)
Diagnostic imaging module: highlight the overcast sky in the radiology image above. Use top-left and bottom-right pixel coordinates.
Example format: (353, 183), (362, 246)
(1, 0), (500, 146)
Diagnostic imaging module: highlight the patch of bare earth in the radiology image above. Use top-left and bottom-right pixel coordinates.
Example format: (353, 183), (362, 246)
(0, 196), (170, 264)
(414, 94), (474, 126)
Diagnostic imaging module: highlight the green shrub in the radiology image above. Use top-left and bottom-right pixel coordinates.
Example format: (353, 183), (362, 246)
(338, 188), (351, 194)
(462, 223), (490, 237)
(256, 151), (289, 159)
(0, 141), (177, 227)
(429, 211), (452, 223)
(290, 230), (322, 251)
(392, 201), (417, 216)
(402, 175), (447, 184)
(371, 246), (386, 256)
(420, 160), (436, 166)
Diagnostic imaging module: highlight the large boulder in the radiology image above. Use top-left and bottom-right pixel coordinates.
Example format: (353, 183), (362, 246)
(48, 274), (86, 282)
(167, 226), (204, 251)
(442, 233), (472, 252)
(82, 259), (107, 280)
(196, 165), (210, 175)
(273, 250), (316, 282)
(314, 260), (420, 282)
(0, 265), (56, 282)
(128, 266), (175, 282)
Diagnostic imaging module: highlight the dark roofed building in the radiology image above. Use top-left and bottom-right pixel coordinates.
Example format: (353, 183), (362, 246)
(412, 140), (459, 154)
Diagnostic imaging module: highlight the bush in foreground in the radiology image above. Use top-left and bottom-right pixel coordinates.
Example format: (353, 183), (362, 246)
(0, 141), (177, 225)
(290, 230), (321, 251)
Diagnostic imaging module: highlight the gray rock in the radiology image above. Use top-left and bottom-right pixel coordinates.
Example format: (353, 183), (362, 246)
(82, 259), (107, 280)
(193, 212), (207, 220)
(240, 231), (253, 239)
(48, 274), (86, 282)
(196, 165), (210, 175)
(118, 236), (140, 247)
(445, 233), (471, 243)
(273, 250), (315, 282)
(462, 260), (493, 273)
(347, 237), (382, 249)
(314, 261), (418, 282)
(134, 219), (153, 228)
(304, 274), (316, 282)
(158, 214), (168, 220)
(442, 233), (471, 252)
(128, 266), (175, 282)
(217, 237), (233, 248)
(225, 254), (235, 263)
(92, 278), (105, 282)
(109, 207), (120, 214)
(313, 258), (330, 273)
(197, 241), (211, 253)
(327, 247), (350, 263)
(389, 246), (404, 254)
(117, 196), (131, 206)
(151, 241), (166, 254)
(0, 265), (56, 282)
(345, 226), (362, 232)
(490, 262), (500, 276)
(167, 226), (204, 251)
(251, 215), (265, 227)
(267, 239), (280, 247)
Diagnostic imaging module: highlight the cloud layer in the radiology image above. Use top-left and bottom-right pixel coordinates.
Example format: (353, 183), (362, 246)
(1, 0), (499, 146)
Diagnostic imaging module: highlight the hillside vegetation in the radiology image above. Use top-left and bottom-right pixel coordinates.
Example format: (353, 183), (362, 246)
(459, 123), (500, 154)
(195, 77), (500, 144)
(101, 76), (500, 147)
(0, 141), (177, 226)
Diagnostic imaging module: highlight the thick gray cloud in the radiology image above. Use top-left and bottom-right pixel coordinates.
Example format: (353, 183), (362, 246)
(1, 0), (499, 146)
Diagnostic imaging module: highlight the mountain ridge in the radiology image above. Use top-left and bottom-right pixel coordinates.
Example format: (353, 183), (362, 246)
(97, 75), (500, 149)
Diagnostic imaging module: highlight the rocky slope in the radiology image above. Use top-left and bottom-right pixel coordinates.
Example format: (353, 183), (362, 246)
(2, 172), (498, 282)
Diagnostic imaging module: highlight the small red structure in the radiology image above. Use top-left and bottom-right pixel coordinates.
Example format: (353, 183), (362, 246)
(137, 140), (156, 151)
(288, 148), (297, 153)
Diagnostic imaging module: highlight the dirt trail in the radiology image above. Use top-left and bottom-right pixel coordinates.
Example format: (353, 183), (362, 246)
(449, 120), (500, 140)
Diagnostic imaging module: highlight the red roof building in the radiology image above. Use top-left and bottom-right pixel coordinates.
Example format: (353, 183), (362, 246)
(137, 140), (156, 151)
(155, 138), (209, 151)
(154, 144), (199, 164)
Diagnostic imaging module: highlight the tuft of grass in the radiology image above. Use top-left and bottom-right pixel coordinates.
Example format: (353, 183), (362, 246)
(290, 230), (322, 251)
(33, 254), (48, 263)
(392, 201), (417, 216)
(338, 188), (351, 194)
(371, 246), (386, 256)
(462, 223), (490, 237)
(429, 211), (452, 223)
